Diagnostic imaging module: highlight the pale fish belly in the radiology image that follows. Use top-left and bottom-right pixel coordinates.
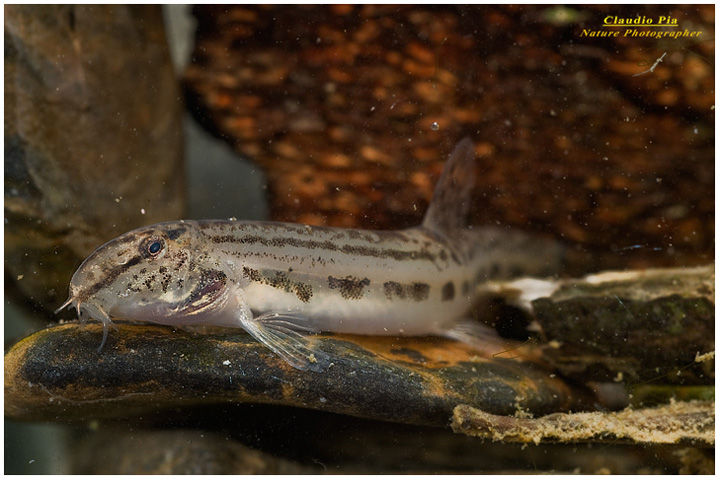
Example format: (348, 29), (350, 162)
(240, 270), (470, 336)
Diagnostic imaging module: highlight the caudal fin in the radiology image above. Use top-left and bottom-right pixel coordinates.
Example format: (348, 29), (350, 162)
(421, 137), (476, 235)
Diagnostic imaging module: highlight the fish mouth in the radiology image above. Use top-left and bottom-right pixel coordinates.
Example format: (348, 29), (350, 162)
(55, 296), (113, 351)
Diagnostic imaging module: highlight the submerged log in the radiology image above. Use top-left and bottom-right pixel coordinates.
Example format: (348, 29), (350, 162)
(4, 322), (577, 425)
(531, 265), (715, 385)
(452, 400), (715, 447)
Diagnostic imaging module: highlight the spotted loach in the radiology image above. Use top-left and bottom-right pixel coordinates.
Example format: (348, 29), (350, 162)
(57, 138), (563, 371)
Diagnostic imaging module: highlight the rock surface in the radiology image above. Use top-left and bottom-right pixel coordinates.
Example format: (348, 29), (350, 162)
(4, 322), (577, 425)
(71, 430), (313, 474)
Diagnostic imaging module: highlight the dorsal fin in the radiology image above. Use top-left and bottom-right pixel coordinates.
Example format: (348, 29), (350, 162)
(421, 137), (476, 234)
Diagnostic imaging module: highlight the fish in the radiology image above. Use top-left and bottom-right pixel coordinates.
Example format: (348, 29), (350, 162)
(56, 138), (563, 371)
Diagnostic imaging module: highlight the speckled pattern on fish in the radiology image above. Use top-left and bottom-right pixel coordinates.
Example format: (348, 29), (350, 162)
(57, 138), (564, 371)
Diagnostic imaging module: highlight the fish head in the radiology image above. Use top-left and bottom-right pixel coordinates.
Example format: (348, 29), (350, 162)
(57, 221), (230, 331)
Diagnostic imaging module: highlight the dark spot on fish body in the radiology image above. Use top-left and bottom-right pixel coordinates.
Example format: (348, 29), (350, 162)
(383, 281), (430, 302)
(294, 283), (313, 303)
(441, 281), (455, 301)
(210, 235), (237, 244)
(384, 281), (403, 300)
(267, 271), (294, 292)
(165, 227), (187, 240)
(327, 275), (370, 300)
(160, 273), (172, 293)
(346, 230), (379, 243)
(243, 266), (263, 283)
(243, 266), (313, 303)
(411, 283), (430, 301)
(198, 270), (226, 295)
(173, 251), (189, 268)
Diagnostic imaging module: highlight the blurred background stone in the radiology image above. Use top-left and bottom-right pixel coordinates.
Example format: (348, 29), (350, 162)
(4, 5), (185, 313)
(71, 430), (313, 474)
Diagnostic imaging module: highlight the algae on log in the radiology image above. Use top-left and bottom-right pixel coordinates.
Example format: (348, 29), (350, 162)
(532, 265), (714, 385)
(452, 401), (714, 447)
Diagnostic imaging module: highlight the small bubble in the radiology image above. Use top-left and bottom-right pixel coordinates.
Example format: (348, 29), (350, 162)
(140, 208), (146, 215)
(430, 122), (440, 131)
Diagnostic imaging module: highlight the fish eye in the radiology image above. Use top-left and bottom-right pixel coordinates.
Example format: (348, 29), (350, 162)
(148, 241), (162, 254)
(140, 236), (166, 259)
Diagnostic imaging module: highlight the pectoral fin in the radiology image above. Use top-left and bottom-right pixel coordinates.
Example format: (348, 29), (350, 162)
(240, 312), (331, 372)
